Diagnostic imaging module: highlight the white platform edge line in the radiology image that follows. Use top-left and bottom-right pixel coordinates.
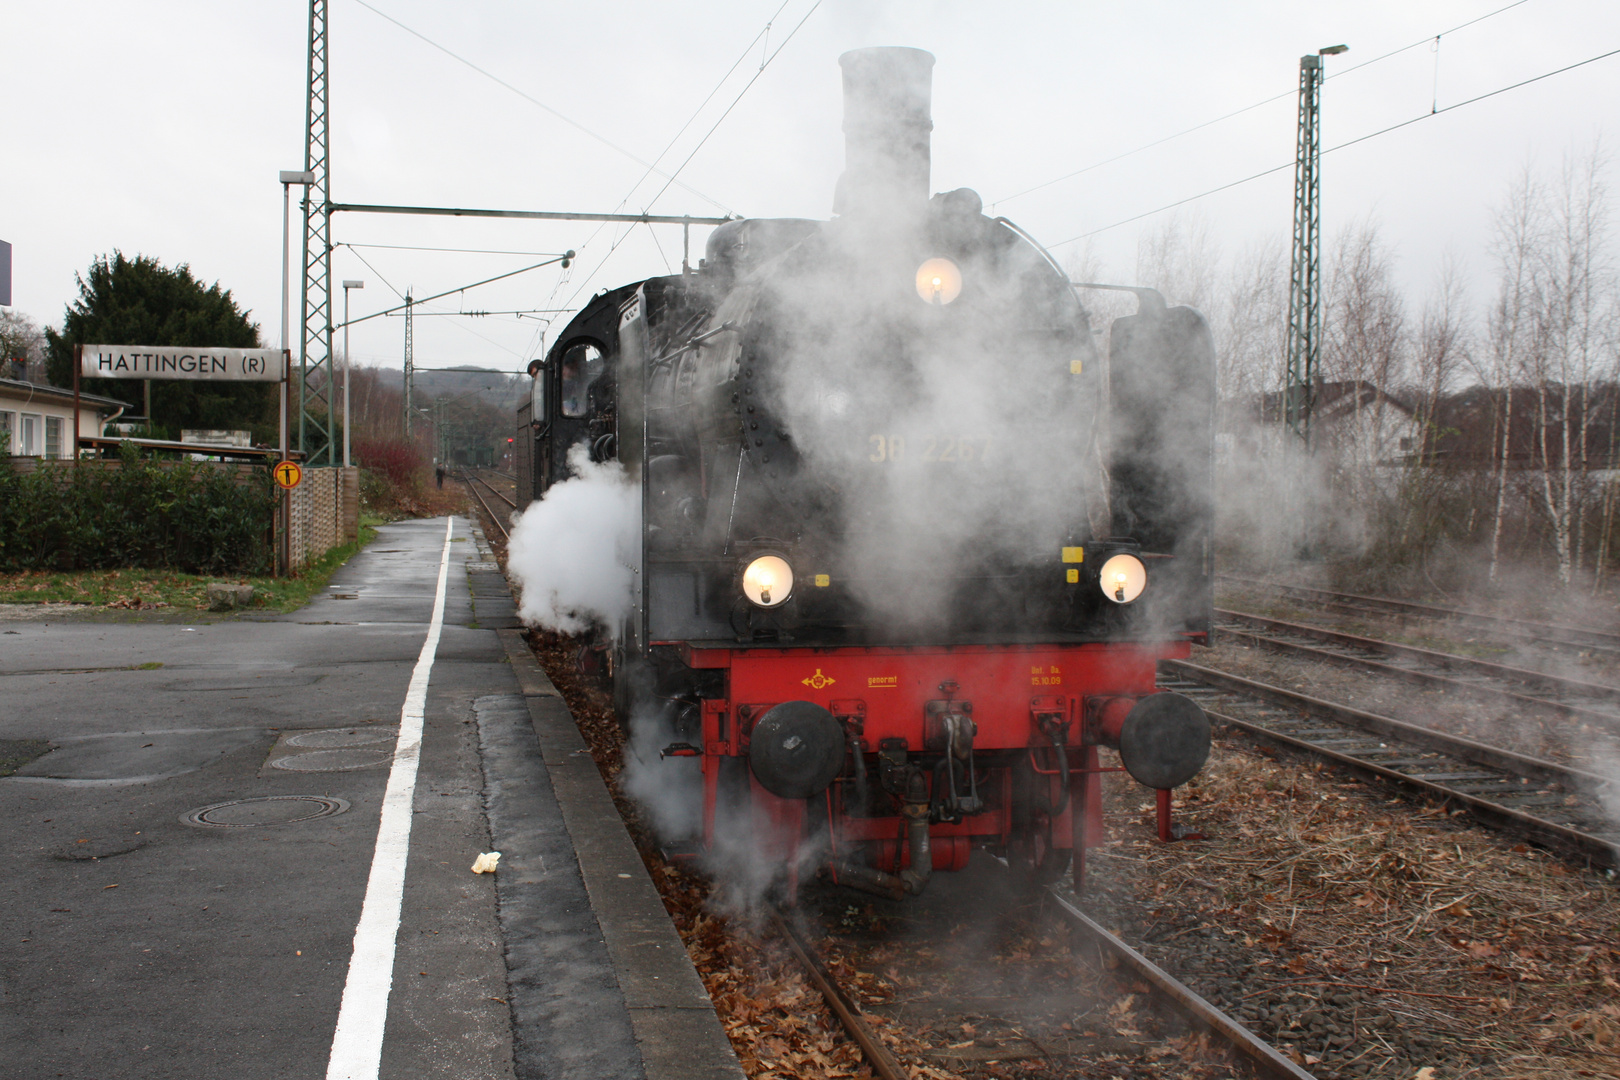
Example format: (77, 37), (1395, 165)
(325, 516), (457, 1080)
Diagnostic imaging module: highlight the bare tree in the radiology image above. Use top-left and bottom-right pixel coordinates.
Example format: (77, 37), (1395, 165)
(1322, 219), (1409, 505)
(1474, 167), (1543, 583)
(1415, 255), (1471, 464)
(1527, 144), (1613, 584)
(1135, 211), (1222, 311)
(0, 310), (49, 383)
(1217, 240), (1288, 401)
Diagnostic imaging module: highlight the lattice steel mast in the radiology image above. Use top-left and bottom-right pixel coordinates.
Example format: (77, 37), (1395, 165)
(1284, 45), (1346, 442)
(298, 0), (336, 465)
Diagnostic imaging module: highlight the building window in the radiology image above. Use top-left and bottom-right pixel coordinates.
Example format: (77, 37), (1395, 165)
(45, 416), (62, 458)
(20, 413), (41, 456)
(0, 411), (13, 454)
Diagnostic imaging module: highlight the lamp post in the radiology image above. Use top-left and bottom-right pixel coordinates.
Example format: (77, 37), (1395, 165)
(278, 171), (314, 461)
(278, 169), (313, 576)
(341, 279), (364, 467)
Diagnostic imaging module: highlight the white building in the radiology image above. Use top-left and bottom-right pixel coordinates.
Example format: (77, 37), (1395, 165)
(0, 378), (132, 458)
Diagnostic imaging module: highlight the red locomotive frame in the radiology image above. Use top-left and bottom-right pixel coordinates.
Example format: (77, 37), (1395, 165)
(677, 639), (1194, 894)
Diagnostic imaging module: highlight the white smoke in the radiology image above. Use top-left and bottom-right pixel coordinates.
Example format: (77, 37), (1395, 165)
(507, 443), (640, 634)
(621, 701), (704, 842)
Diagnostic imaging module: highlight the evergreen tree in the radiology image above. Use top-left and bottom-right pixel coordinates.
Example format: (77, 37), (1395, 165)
(44, 252), (276, 440)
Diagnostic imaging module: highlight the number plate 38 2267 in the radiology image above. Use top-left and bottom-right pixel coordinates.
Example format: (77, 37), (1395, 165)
(867, 434), (991, 463)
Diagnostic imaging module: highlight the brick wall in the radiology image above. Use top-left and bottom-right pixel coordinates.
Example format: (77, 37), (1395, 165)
(285, 466), (359, 571)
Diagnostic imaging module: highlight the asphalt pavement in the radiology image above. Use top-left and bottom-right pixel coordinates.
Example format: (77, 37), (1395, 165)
(0, 516), (740, 1080)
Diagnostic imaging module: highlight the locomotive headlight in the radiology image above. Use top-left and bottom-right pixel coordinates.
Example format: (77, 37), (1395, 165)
(1099, 553), (1147, 604)
(742, 555), (794, 608)
(915, 257), (963, 305)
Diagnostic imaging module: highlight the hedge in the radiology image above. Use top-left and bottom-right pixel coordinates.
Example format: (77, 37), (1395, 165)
(0, 441), (277, 575)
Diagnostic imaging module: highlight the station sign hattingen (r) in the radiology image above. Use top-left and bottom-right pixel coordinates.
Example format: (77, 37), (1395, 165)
(81, 345), (285, 382)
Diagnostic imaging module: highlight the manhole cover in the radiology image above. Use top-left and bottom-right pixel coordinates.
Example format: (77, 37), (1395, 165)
(182, 795), (350, 828)
(286, 726), (398, 749)
(270, 748), (393, 772)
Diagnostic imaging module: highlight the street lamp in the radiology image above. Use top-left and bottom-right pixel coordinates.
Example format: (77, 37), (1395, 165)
(278, 171), (314, 463)
(341, 279), (364, 468)
(277, 169), (313, 577)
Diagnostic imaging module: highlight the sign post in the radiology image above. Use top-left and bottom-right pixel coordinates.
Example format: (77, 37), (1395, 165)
(281, 352), (290, 577)
(273, 460), (303, 489)
(78, 344), (294, 573)
(80, 346), (286, 383)
(72, 344), (82, 467)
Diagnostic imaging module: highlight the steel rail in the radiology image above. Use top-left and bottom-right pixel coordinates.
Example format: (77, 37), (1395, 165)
(1219, 575), (1620, 653)
(769, 911), (906, 1080)
(460, 469), (509, 543)
(1161, 660), (1620, 870)
(468, 469), (518, 509)
(1216, 609), (1620, 728)
(1045, 888), (1319, 1080)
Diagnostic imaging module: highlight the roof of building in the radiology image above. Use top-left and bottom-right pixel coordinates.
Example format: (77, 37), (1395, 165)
(0, 378), (133, 412)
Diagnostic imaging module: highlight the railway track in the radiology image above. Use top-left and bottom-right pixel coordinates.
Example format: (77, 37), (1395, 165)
(774, 893), (1318, 1079)
(1160, 659), (1620, 871)
(1215, 608), (1620, 733)
(461, 469), (515, 543)
(1220, 575), (1620, 656)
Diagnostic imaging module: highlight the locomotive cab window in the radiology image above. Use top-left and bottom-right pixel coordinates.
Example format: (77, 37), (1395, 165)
(559, 342), (603, 418)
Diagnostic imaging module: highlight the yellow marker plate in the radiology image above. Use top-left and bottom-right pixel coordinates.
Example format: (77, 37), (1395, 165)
(1066, 568), (1080, 583)
(1061, 546), (1084, 563)
(814, 574), (830, 587)
(1069, 359), (1084, 375)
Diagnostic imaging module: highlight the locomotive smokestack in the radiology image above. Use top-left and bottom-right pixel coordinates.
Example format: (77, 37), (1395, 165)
(833, 47), (934, 219)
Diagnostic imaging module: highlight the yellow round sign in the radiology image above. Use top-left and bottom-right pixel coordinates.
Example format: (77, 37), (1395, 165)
(273, 460), (303, 489)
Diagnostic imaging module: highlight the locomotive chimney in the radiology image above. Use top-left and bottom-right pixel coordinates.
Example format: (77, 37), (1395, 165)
(833, 47), (935, 220)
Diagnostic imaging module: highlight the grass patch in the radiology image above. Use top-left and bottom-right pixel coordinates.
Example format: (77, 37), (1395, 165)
(0, 524), (378, 614)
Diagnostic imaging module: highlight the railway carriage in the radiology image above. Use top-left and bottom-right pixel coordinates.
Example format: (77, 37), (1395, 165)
(519, 47), (1217, 897)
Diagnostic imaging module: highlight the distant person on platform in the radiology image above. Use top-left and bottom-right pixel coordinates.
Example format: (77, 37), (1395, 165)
(435, 463), (445, 489)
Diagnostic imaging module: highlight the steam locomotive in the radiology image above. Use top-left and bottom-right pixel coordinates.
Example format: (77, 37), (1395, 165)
(517, 47), (1215, 898)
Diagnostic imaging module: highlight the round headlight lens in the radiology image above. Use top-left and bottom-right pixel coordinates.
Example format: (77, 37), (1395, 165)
(915, 257), (963, 305)
(742, 555), (793, 608)
(1099, 553), (1147, 604)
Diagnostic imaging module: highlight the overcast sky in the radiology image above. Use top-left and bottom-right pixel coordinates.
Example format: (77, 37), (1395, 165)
(4, 1), (1616, 375)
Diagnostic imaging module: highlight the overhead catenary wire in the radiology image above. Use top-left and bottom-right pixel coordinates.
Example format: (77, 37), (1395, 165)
(522, 2), (799, 358)
(345, 242), (570, 257)
(338, 254), (572, 329)
(341, 245), (407, 302)
(530, 1), (818, 355)
(384, 308), (577, 317)
(990, 0), (1537, 209)
(1047, 43), (1620, 247)
(350, 0), (736, 216)
(553, 0), (822, 319)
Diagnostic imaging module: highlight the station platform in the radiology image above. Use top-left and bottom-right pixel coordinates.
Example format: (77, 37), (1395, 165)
(0, 517), (744, 1080)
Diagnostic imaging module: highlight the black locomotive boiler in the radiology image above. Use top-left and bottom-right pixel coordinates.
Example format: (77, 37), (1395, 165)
(517, 47), (1217, 897)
